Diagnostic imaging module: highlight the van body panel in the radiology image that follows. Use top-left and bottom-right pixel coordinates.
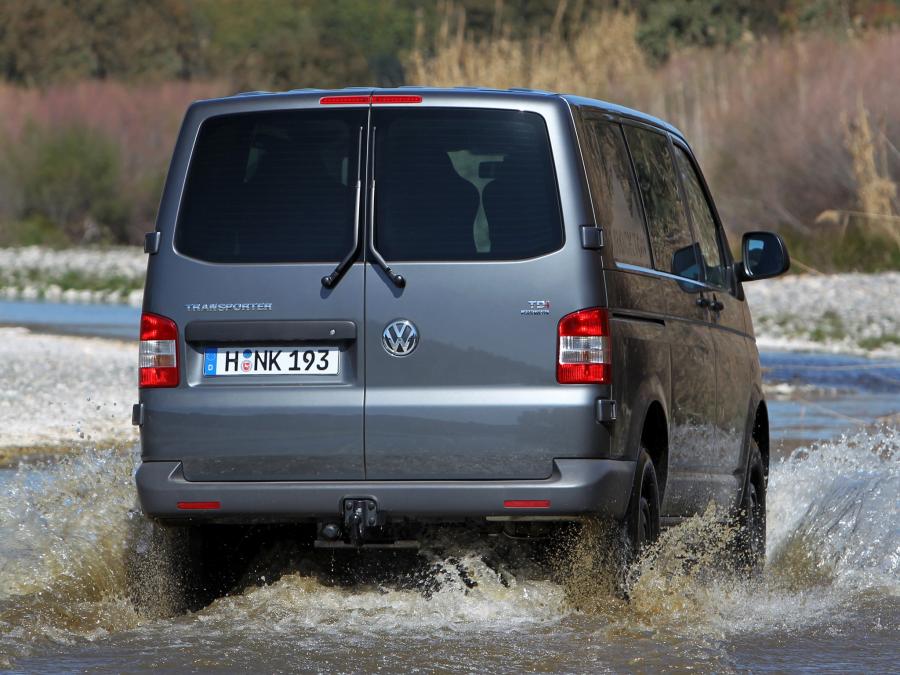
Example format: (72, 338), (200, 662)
(136, 458), (635, 522)
(141, 258), (368, 481)
(572, 102), (759, 516)
(603, 268), (669, 461)
(140, 96), (369, 481)
(364, 257), (609, 480)
(136, 87), (768, 526)
(362, 95), (604, 480)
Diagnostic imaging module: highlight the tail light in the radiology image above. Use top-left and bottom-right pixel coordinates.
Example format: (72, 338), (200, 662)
(139, 312), (179, 388)
(557, 308), (611, 384)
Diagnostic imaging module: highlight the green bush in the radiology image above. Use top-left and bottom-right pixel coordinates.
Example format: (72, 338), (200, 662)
(0, 216), (71, 248)
(5, 123), (128, 244)
(780, 228), (900, 273)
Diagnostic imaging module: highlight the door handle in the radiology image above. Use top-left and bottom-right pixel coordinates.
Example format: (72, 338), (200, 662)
(696, 296), (724, 312)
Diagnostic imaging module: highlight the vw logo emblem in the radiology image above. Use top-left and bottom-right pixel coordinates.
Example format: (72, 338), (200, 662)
(382, 319), (419, 357)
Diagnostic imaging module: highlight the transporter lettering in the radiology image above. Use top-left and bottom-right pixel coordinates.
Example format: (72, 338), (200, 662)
(184, 303), (273, 312)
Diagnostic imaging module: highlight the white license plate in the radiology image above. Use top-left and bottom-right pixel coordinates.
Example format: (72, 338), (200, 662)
(203, 347), (339, 376)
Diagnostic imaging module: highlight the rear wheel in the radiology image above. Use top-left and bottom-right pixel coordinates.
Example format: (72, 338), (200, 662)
(732, 439), (766, 573)
(125, 516), (199, 617)
(561, 448), (661, 602)
(626, 447), (661, 555)
(125, 516), (254, 616)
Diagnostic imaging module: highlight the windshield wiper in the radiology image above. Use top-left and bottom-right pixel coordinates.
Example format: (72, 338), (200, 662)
(367, 179), (406, 288)
(367, 127), (406, 288)
(322, 127), (364, 289)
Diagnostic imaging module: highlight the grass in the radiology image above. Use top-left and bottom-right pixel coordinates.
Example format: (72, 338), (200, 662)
(857, 334), (900, 351)
(0, 268), (142, 295)
(809, 310), (848, 343)
(781, 228), (900, 273)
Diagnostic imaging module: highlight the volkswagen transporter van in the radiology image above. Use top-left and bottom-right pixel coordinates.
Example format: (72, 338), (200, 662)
(132, 88), (789, 599)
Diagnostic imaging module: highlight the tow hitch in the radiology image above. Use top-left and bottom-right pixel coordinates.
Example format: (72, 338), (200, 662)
(314, 499), (419, 549)
(343, 498), (379, 546)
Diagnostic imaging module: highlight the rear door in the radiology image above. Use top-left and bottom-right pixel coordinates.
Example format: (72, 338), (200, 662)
(144, 101), (370, 481)
(363, 102), (572, 479)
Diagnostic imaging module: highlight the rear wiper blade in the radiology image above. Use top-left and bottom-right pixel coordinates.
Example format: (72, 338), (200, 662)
(322, 127), (365, 290)
(367, 127), (405, 288)
(367, 177), (406, 288)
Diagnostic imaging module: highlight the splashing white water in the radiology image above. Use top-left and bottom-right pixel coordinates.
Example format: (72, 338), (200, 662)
(0, 428), (897, 666)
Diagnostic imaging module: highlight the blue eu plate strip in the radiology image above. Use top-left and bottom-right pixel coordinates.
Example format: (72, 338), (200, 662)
(203, 348), (218, 376)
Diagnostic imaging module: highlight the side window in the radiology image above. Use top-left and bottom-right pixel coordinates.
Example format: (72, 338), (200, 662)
(623, 126), (699, 281)
(674, 146), (726, 287)
(581, 119), (651, 267)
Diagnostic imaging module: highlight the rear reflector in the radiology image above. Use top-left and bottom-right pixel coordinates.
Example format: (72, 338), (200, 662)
(557, 308), (611, 384)
(177, 501), (220, 510)
(504, 499), (551, 509)
(139, 312), (179, 388)
(319, 94), (423, 105)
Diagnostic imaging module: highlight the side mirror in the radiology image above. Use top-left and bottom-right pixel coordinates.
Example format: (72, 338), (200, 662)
(736, 231), (790, 282)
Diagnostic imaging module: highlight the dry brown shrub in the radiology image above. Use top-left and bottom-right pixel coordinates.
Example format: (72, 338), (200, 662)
(407, 9), (900, 256)
(841, 97), (899, 246)
(407, 1), (650, 99)
(0, 80), (227, 241)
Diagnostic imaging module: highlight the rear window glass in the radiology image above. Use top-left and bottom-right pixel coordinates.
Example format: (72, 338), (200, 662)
(373, 109), (563, 261)
(176, 109), (366, 264)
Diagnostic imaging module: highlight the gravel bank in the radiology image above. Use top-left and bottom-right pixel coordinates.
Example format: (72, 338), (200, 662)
(744, 272), (900, 358)
(0, 246), (144, 306)
(0, 327), (137, 455)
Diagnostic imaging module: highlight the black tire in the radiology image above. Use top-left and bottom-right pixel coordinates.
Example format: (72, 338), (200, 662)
(626, 447), (661, 555)
(125, 516), (307, 616)
(732, 439), (766, 573)
(125, 515), (198, 617)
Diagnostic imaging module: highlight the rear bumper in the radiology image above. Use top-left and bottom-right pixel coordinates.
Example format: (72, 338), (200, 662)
(136, 458), (635, 523)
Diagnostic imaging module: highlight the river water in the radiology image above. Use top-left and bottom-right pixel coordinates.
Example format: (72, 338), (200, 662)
(0, 304), (897, 672)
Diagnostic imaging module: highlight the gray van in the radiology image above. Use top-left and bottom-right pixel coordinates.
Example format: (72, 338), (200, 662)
(133, 87), (788, 586)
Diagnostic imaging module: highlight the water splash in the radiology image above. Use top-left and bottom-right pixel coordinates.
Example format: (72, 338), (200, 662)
(0, 428), (897, 667)
(559, 427), (899, 640)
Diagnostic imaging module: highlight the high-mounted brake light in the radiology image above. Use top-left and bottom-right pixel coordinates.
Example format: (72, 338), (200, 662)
(319, 94), (423, 105)
(371, 94), (423, 104)
(319, 95), (371, 105)
(139, 312), (179, 388)
(557, 308), (611, 384)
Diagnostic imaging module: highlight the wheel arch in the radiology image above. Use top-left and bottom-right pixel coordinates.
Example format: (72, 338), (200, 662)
(639, 400), (669, 501)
